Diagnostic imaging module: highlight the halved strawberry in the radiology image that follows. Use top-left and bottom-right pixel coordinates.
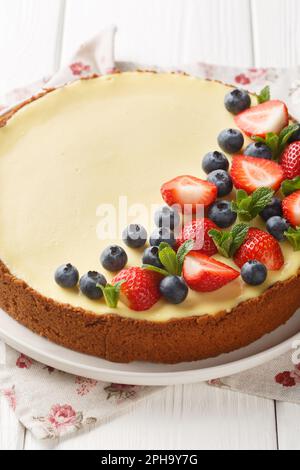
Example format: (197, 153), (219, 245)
(176, 218), (218, 256)
(234, 100), (288, 137)
(182, 252), (240, 292)
(161, 175), (217, 212)
(282, 190), (300, 227)
(233, 228), (284, 271)
(230, 155), (284, 193)
(280, 141), (300, 180)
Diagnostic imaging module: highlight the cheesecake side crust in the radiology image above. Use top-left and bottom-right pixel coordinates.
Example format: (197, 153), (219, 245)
(0, 259), (299, 363)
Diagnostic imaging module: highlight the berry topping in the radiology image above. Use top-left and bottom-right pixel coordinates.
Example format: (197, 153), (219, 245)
(280, 141), (300, 180)
(266, 216), (290, 242)
(122, 224), (147, 249)
(244, 142), (273, 160)
(260, 197), (283, 222)
(234, 100), (288, 137)
(154, 205), (180, 230)
(202, 151), (229, 174)
(150, 227), (176, 248)
(112, 267), (161, 311)
(224, 88), (251, 115)
(218, 128), (244, 154)
(79, 271), (107, 300)
(176, 218), (218, 256)
(54, 264), (79, 288)
(207, 169), (233, 197)
(142, 246), (164, 269)
(208, 200), (237, 229)
(230, 155), (284, 193)
(282, 190), (300, 227)
(159, 275), (189, 304)
(233, 228), (284, 271)
(100, 245), (128, 272)
(183, 252), (240, 292)
(161, 175), (217, 212)
(241, 260), (267, 286)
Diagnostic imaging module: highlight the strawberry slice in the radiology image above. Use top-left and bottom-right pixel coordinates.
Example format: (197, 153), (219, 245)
(230, 155), (284, 193)
(282, 190), (300, 226)
(280, 141), (300, 180)
(182, 252), (240, 292)
(176, 218), (218, 256)
(234, 100), (288, 137)
(161, 175), (217, 212)
(234, 228), (284, 271)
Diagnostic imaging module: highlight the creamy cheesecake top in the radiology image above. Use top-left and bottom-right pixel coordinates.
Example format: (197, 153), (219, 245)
(0, 71), (299, 321)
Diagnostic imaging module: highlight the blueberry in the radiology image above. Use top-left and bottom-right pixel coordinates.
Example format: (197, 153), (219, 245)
(159, 276), (188, 304)
(202, 151), (229, 174)
(241, 260), (267, 286)
(154, 206), (180, 230)
(150, 227), (176, 247)
(260, 197), (283, 222)
(289, 125), (300, 143)
(218, 129), (244, 154)
(122, 224), (147, 248)
(100, 245), (128, 272)
(207, 170), (233, 197)
(208, 200), (237, 228)
(142, 246), (164, 269)
(244, 142), (273, 160)
(224, 88), (251, 115)
(79, 271), (107, 299)
(266, 216), (290, 242)
(55, 264), (79, 288)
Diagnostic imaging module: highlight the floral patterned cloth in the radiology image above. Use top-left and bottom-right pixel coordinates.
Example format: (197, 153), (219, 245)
(0, 27), (300, 441)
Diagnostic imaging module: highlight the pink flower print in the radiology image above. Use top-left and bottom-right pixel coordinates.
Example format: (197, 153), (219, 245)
(275, 371), (296, 387)
(48, 404), (79, 429)
(75, 377), (97, 396)
(43, 365), (55, 374)
(235, 73), (251, 86)
(70, 62), (91, 76)
(3, 386), (16, 411)
(16, 353), (33, 369)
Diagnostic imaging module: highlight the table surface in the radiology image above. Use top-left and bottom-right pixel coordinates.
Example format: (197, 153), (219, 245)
(0, 0), (300, 450)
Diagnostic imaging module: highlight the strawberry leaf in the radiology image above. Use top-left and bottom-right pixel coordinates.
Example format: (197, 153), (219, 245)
(281, 176), (300, 196)
(99, 281), (125, 308)
(285, 227), (300, 251)
(231, 188), (274, 222)
(177, 239), (194, 274)
(257, 85), (270, 104)
(209, 224), (249, 258)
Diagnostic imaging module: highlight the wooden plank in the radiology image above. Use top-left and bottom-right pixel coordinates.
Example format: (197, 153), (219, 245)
(251, 0), (300, 67)
(276, 401), (300, 450)
(0, 396), (25, 450)
(24, 384), (277, 450)
(0, 0), (65, 96)
(62, 0), (254, 67)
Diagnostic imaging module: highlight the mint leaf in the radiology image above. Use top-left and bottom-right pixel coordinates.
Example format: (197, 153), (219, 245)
(251, 124), (299, 160)
(278, 124), (299, 153)
(145, 241), (194, 276)
(285, 227), (300, 251)
(177, 240), (194, 274)
(158, 242), (171, 252)
(158, 246), (178, 275)
(257, 85), (270, 104)
(209, 223), (249, 258)
(281, 176), (300, 196)
(142, 264), (169, 277)
(99, 281), (125, 308)
(231, 188), (274, 222)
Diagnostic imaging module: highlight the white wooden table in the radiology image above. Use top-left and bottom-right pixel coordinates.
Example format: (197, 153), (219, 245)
(0, 0), (300, 450)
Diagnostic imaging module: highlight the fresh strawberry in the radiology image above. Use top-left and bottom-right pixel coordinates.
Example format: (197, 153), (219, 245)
(176, 218), (218, 256)
(112, 267), (161, 311)
(233, 228), (284, 271)
(282, 190), (300, 226)
(230, 155), (284, 193)
(182, 252), (240, 292)
(234, 100), (288, 137)
(280, 141), (300, 180)
(161, 175), (217, 212)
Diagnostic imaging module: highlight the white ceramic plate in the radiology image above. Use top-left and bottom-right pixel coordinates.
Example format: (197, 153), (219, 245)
(0, 308), (299, 385)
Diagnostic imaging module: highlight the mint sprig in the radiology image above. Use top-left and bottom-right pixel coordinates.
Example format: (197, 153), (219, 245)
(285, 227), (300, 251)
(98, 280), (125, 308)
(209, 224), (249, 258)
(143, 240), (194, 277)
(252, 124), (299, 160)
(231, 188), (274, 222)
(257, 85), (271, 104)
(281, 176), (300, 196)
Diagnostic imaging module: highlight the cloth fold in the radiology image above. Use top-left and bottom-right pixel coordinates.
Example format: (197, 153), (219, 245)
(0, 27), (300, 441)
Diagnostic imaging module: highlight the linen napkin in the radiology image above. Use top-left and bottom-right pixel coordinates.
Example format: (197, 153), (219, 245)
(0, 27), (300, 441)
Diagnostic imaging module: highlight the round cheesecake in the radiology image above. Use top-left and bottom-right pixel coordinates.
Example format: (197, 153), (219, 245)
(0, 72), (299, 363)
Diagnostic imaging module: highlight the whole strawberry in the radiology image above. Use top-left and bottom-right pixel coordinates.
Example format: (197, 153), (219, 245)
(234, 228), (284, 271)
(112, 267), (161, 311)
(280, 141), (300, 179)
(176, 218), (218, 256)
